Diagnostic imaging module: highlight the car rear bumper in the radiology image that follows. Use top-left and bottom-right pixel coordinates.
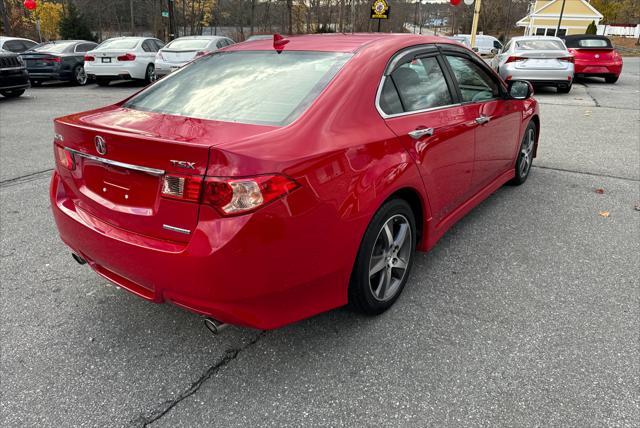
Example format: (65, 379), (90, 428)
(0, 68), (30, 91)
(27, 71), (73, 81)
(155, 60), (185, 76)
(85, 62), (147, 80)
(500, 63), (574, 84)
(574, 61), (622, 77)
(50, 171), (348, 330)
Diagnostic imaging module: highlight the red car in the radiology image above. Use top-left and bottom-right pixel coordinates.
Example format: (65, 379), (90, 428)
(50, 34), (540, 330)
(564, 35), (623, 83)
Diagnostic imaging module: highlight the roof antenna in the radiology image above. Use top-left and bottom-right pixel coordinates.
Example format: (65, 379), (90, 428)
(273, 33), (290, 53)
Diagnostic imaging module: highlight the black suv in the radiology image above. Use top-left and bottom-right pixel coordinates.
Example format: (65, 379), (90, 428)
(0, 49), (30, 98)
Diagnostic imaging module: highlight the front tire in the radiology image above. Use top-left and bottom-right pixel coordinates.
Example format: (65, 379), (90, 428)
(72, 64), (88, 86)
(0, 89), (25, 98)
(510, 122), (536, 185)
(348, 199), (416, 315)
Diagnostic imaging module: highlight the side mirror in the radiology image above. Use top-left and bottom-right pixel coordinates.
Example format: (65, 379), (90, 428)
(508, 80), (533, 100)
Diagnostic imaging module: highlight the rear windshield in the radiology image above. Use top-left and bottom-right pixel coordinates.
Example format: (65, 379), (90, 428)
(96, 39), (139, 50)
(30, 42), (74, 53)
(577, 39), (610, 48)
(124, 51), (352, 126)
(164, 39), (211, 50)
(516, 40), (565, 50)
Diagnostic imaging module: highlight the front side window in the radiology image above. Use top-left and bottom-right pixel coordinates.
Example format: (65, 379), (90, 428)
(445, 55), (499, 103)
(382, 56), (453, 114)
(124, 51), (352, 126)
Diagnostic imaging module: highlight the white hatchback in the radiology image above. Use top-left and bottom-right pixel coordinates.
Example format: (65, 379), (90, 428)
(84, 37), (164, 86)
(155, 36), (235, 78)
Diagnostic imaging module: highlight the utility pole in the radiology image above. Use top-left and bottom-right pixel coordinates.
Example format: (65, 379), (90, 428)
(556, 0), (566, 36)
(351, 0), (356, 33)
(130, 0), (134, 35)
(0, 0), (11, 35)
(414, 1), (419, 34)
(469, 0), (482, 51)
(167, 0), (176, 40)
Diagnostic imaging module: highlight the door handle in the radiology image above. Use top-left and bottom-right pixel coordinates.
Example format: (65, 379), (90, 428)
(408, 127), (434, 139)
(475, 115), (491, 125)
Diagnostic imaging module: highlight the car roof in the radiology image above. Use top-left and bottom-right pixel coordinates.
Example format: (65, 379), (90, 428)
(170, 36), (228, 40)
(0, 36), (37, 42)
(227, 33), (456, 53)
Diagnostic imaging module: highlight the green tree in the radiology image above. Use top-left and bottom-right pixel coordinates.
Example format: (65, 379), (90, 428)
(585, 20), (597, 34)
(58, 3), (95, 41)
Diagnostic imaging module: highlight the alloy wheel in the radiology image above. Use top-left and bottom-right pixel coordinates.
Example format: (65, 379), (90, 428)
(519, 127), (535, 177)
(75, 66), (88, 85)
(368, 214), (412, 302)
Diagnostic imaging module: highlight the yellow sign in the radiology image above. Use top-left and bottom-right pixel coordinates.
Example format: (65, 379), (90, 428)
(371, 0), (390, 19)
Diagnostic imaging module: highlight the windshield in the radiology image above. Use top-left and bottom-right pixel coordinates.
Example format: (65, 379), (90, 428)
(164, 39), (211, 50)
(96, 39), (139, 50)
(516, 40), (565, 50)
(30, 42), (74, 53)
(124, 51), (352, 126)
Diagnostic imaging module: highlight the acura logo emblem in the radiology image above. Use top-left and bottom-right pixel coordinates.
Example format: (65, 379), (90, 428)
(95, 136), (107, 155)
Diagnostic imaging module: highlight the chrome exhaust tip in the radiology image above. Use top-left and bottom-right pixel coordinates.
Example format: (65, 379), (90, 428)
(72, 253), (87, 265)
(203, 317), (228, 335)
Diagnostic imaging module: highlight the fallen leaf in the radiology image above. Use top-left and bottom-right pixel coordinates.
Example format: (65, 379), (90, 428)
(599, 211), (610, 218)
(634, 203), (640, 211)
(595, 188), (604, 194)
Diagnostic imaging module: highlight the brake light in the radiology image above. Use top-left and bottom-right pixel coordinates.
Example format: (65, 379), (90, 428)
(45, 56), (61, 63)
(161, 175), (203, 202)
(54, 146), (74, 170)
(505, 56), (525, 64)
(117, 53), (136, 61)
(202, 175), (299, 215)
(560, 56), (575, 63)
(84, 55), (95, 62)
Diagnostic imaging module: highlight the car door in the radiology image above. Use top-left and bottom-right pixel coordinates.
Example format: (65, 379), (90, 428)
(441, 51), (522, 192)
(379, 46), (476, 224)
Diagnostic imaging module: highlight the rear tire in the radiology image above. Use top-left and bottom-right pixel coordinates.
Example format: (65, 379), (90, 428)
(348, 199), (416, 315)
(72, 64), (88, 86)
(95, 77), (111, 87)
(557, 83), (572, 93)
(605, 75), (618, 84)
(510, 122), (536, 185)
(0, 89), (25, 98)
(144, 64), (155, 84)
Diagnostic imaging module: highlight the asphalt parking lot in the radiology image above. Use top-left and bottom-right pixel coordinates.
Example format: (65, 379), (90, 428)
(1, 59), (639, 427)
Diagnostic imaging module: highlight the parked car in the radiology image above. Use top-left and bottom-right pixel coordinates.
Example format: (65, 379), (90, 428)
(50, 34), (540, 330)
(0, 48), (30, 98)
(563, 35), (623, 83)
(21, 40), (97, 86)
(453, 34), (502, 55)
(155, 36), (234, 78)
(84, 37), (164, 86)
(491, 36), (574, 93)
(0, 36), (38, 53)
(244, 35), (273, 42)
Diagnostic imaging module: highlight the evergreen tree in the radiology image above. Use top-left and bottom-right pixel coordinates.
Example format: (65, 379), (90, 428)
(58, 3), (95, 41)
(585, 20), (597, 35)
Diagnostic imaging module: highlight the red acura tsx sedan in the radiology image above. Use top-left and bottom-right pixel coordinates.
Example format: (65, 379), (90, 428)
(50, 34), (540, 330)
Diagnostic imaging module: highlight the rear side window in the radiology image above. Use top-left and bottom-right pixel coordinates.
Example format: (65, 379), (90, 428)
(142, 40), (156, 52)
(386, 57), (453, 113)
(445, 55), (499, 103)
(125, 51), (352, 126)
(75, 43), (97, 53)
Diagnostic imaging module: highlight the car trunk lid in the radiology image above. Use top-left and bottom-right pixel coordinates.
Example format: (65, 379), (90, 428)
(161, 50), (199, 64)
(54, 107), (277, 242)
(21, 52), (61, 69)
(514, 50), (572, 70)
(570, 48), (615, 61)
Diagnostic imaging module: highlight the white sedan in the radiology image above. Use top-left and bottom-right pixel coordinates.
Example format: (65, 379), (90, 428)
(84, 37), (164, 86)
(155, 36), (234, 78)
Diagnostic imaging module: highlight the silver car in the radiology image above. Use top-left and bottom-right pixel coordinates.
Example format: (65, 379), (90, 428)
(491, 36), (574, 93)
(155, 36), (235, 78)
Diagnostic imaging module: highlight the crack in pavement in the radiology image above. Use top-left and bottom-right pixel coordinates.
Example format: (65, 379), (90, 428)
(0, 168), (53, 189)
(131, 331), (266, 427)
(532, 165), (640, 182)
(579, 82), (602, 108)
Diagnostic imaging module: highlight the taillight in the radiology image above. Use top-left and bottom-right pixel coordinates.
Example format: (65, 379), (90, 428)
(161, 175), (203, 202)
(560, 56), (575, 63)
(117, 53), (136, 61)
(54, 146), (74, 170)
(505, 56), (525, 64)
(84, 55), (95, 61)
(202, 174), (299, 215)
(45, 56), (61, 63)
